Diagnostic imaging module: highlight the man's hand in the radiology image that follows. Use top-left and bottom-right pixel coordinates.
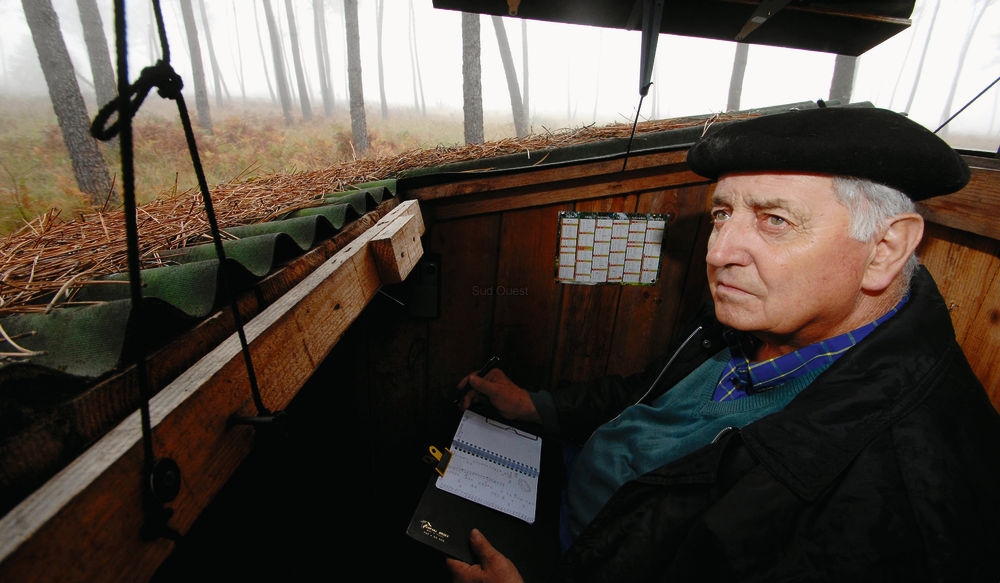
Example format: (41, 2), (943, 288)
(446, 528), (525, 583)
(456, 368), (541, 424)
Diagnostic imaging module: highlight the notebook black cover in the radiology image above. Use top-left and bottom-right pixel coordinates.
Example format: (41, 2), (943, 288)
(406, 473), (554, 581)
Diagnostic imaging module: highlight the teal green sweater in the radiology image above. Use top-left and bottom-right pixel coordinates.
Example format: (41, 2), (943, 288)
(565, 348), (825, 541)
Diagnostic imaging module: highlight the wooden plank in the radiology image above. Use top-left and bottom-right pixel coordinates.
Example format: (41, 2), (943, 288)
(0, 201), (424, 583)
(918, 221), (1000, 404)
(551, 196), (636, 385)
(423, 166), (705, 222)
(606, 186), (708, 377)
(671, 185), (714, 341)
(492, 203), (572, 389)
(917, 165), (1000, 241)
(426, 214), (502, 399)
(406, 149), (691, 202)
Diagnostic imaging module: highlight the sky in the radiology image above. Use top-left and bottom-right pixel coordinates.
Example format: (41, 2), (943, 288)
(1, 0), (998, 153)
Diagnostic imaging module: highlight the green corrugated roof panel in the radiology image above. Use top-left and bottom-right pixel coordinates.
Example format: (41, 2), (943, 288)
(284, 201), (358, 227)
(74, 259), (259, 317)
(0, 186), (399, 385)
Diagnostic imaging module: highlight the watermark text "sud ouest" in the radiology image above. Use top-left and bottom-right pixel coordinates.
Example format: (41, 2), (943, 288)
(471, 285), (528, 296)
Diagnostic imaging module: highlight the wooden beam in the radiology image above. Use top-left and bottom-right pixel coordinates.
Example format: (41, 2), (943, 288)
(0, 201), (424, 583)
(422, 164), (705, 221)
(918, 162), (1000, 241)
(370, 208), (425, 284)
(404, 149), (691, 202)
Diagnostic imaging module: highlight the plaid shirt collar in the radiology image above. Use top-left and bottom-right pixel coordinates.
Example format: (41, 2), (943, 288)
(713, 294), (910, 402)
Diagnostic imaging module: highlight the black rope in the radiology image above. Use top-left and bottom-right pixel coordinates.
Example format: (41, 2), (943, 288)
(92, 0), (275, 541)
(622, 91), (649, 172)
(98, 0), (179, 542)
(933, 72), (1000, 136)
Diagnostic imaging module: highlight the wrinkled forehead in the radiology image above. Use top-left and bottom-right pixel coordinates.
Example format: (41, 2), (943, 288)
(712, 172), (837, 203)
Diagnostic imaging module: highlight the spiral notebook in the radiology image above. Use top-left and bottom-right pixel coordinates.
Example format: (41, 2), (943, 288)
(407, 409), (546, 568)
(435, 409), (542, 523)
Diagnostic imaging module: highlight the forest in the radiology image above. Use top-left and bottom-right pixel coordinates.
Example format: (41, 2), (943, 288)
(1, 0), (998, 236)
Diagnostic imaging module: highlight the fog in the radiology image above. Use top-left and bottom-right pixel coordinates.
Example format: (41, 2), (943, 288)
(1, 0), (998, 152)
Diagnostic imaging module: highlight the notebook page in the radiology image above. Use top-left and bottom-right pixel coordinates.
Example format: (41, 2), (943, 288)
(436, 410), (542, 523)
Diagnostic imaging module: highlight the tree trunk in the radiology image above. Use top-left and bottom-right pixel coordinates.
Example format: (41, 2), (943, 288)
(376, 0), (388, 119)
(344, 0), (369, 154)
(232, 0), (247, 103)
(75, 0), (116, 108)
(263, 0), (293, 125)
(727, 43), (749, 112)
(521, 19), (529, 126)
(22, 0), (114, 207)
(462, 12), (484, 145)
(938, 0), (992, 130)
(253, 0), (277, 104)
(313, 0), (334, 116)
(408, 0), (426, 115)
(285, 0), (312, 121)
(591, 30), (603, 123)
(904, 0), (940, 114)
(179, 0), (213, 133)
(491, 15), (528, 137)
(888, 0), (923, 107)
(199, 0), (229, 108)
(828, 54), (857, 105)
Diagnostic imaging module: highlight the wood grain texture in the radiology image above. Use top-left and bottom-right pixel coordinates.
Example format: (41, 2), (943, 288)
(918, 221), (1000, 405)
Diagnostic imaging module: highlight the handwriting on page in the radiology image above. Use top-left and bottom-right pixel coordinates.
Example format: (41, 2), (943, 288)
(440, 453), (538, 523)
(436, 410), (542, 524)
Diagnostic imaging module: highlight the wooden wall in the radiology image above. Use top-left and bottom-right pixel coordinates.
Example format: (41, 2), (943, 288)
(917, 154), (1000, 407)
(409, 150), (713, 398)
(292, 149), (1000, 520)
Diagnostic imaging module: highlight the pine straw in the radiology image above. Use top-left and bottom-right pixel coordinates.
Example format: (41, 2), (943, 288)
(0, 113), (747, 314)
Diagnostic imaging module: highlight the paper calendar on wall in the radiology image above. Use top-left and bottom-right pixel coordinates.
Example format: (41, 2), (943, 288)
(556, 211), (668, 285)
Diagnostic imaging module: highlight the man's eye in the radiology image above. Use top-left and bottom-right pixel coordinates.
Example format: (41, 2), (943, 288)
(765, 215), (787, 227)
(711, 209), (730, 222)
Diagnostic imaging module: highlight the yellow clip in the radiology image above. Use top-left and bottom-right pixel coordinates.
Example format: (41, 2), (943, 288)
(425, 445), (453, 477)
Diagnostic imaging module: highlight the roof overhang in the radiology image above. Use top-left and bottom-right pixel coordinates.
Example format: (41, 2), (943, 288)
(432, 0), (915, 57)
(434, 0), (914, 95)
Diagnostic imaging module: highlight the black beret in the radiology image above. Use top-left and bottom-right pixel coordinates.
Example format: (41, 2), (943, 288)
(686, 106), (970, 201)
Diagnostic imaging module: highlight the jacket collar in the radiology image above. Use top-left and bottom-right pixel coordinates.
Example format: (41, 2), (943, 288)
(738, 266), (959, 501)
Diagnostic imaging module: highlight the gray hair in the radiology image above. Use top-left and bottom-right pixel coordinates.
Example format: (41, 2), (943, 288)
(832, 176), (920, 287)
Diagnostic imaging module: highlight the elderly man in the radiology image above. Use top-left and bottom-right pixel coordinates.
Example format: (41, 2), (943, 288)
(448, 106), (1000, 583)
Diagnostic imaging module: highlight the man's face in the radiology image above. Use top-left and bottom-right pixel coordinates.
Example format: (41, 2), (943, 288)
(707, 173), (875, 356)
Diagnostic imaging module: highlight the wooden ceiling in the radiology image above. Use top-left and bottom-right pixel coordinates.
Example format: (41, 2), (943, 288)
(432, 0), (915, 57)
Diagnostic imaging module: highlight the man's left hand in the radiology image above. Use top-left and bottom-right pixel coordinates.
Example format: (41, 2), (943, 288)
(446, 528), (525, 583)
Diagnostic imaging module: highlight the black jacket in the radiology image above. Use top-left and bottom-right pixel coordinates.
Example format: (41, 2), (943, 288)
(551, 267), (1000, 582)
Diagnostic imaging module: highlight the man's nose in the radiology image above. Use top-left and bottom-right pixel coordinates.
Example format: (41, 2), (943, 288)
(706, 219), (751, 267)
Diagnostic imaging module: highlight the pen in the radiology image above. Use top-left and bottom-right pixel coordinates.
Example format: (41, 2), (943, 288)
(454, 355), (501, 404)
(476, 355), (501, 377)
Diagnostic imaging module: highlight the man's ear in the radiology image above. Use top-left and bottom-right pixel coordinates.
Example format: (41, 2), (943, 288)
(863, 213), (924, 292)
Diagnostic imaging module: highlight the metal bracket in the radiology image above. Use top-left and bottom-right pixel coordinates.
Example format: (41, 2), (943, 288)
(735, 0), (794, 42)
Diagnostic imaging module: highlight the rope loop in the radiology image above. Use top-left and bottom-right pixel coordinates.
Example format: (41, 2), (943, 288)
(90, 60), (184, 141)
(149, 60), (184, 100)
